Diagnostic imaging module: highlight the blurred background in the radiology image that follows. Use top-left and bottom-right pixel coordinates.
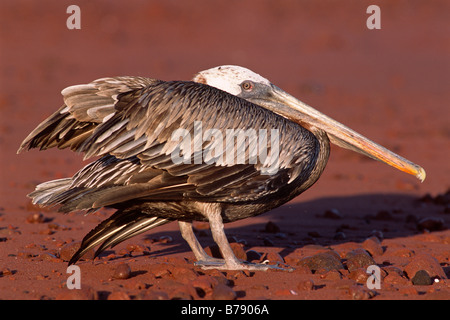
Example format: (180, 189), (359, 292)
(0, 0), (449, 210)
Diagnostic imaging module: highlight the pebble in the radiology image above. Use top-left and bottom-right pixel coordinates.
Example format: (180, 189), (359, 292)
(25, 212), (46, 223)
(411, 270), (433, 286)
(297, 278), (314, 291)
(139, 290), (169, 300)
(171, 266), (198, 283)
(261, 252), (284, 264)
(148, 263), (171, 278)
(170, 284), (196, 300)
(323, 208), (342, 219)
(211, 283), (237, 300)
(417, 217), (445, 232)
(374, 210), (394, 221)
(112, 263), (132, 280)
(190, 275), (218, 298)
(403, 253), (447, 280)
(348, 268), (370, 284)
(263, 237), (274, 247)
(56, 286), (97, 300)
(59, 241), (94, 262)
(398, 287), (419, 296)
(348, 285), (375, 300)
(108, 291), (131, 300)
(362, 237), (384, 256)
(320, 269), (342, 280)
(298, 251), (343, 272)
(264, 221), (281, 233)
(245, 250), (262, 262)
(230, 242), (247, 261)
(345, 249), (376, 272)
(383, 273), (409, 285)
(333, 231), (346, 240)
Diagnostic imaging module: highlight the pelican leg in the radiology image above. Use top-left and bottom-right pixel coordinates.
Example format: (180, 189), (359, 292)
(203, 207), (293, 271)
(178, 220), (223, 264)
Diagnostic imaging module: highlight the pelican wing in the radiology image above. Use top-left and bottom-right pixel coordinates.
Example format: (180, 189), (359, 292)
(20, 78), (318, 210)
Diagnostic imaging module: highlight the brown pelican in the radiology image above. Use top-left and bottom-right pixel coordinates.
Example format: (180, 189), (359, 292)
(18, 65), (425, 270)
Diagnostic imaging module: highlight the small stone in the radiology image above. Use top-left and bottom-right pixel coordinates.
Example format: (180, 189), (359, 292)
(140, 290), (169, 300)
(434, 190), (450, 206)
(263, 237), (274, 247)
(297, 279), (314, 291)
(404, 253), (447, 280)
(348, 268), (370, 284)
(230, 242), (247, 261)
(191, 276), (216, 298)
(246, 250), (262, 262)
(323, 208), (342, 219)
(108, 291), (131, 300)
(362, 236), (384, 256)
(158, 235), (173, 243)
(149, 263), (171, 278)
(307, 231), (321, 238)
(369, 230), (384, 241)
(374, 210), (394, 221)
(419, 193), (434, 203)
(26, 212), (46, 223)
(411, 270), (433, 286)
(398, 287), (419, 296)
(264, 221), (280, 233)
(345, 249), (376, 272)
(349, 285), (375, 300)
(383, 273), (409, 285)
(320, 269), (342, 281)
(170, 284), (196, 300)
(262, 251), (284, 264)
(171, 266), (198, 283)
(56, 286), (97, 300)
(417, 217), (445, 232)
(59, 241), (94, 262)
(298, 251), (343, 272)
(112, 263), (132, 280)
(211, 283), (237, 300)
(333, 231), (346, 240)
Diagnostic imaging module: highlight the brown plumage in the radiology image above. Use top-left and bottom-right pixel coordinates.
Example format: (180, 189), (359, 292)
(18, 66), (425, 270)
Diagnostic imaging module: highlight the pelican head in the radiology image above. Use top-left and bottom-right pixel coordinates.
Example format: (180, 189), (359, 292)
(194, 65), (426, 182)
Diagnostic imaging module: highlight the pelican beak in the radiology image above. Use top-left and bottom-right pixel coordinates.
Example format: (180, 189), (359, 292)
(255, 85), (426, 182)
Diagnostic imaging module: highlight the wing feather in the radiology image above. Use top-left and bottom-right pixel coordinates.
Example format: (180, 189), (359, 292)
(21, 77), (319, 209)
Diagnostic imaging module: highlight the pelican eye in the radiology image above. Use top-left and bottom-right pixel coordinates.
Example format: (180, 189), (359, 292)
(241, 81), (254, 91)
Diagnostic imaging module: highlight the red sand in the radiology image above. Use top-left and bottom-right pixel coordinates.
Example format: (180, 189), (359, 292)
(0, 1), (449, 300)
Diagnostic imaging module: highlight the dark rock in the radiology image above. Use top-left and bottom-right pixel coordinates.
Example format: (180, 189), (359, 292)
(417, 217), (445, 232)
(112, 263), (132, 280)
(298, 251), (343, 272)
(374, 210), (394, 221)
(107, 291), (131, 300)
(264, 221), (280, 233)
(56, 285), (97, 300)
(411, 270), (433, 286)
(345, 249), (376, 272)
(333, 231), (346, 240)
(297, 278), (314, 291)
(323, 208), (342, 219)
(245, 250), (262, 262)
(211, 283), (237, 300)
(362, 236), (384, 256)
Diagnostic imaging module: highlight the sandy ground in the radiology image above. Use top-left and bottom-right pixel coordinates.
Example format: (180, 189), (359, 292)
(0, 1), (449, 301)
